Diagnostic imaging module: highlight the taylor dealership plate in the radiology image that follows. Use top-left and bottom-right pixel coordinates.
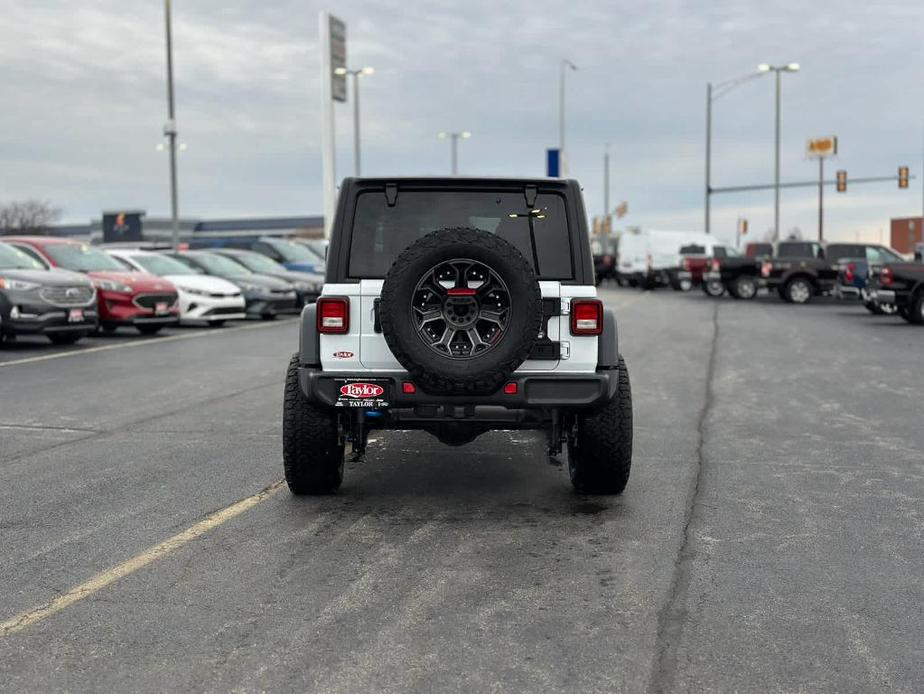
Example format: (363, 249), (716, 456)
(334, 378), (391, 408)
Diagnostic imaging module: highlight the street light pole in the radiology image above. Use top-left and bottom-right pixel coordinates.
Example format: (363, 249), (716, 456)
(703, 68), (772, 234)
(758, 62), (800, 241)
(603, 144), (610, 223)
(559, 59), (577, 175)
(163, 0), (180, 251)
(438, 131), (471, 175)
(705, 82), (712, 233)
(773, 68), (781, 241)
(334, 66), (374, 177)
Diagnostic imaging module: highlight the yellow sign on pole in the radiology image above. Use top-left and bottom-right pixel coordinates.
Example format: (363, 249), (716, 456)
(806, 136), (837, 159)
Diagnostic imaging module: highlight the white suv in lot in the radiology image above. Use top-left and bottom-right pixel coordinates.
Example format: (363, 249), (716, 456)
(282, 178), (634, 496)
(105, 249), (246, 325)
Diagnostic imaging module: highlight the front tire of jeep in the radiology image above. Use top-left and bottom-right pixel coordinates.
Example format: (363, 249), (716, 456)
(282, 354), (344, 494)
(568, 356), (633, 495)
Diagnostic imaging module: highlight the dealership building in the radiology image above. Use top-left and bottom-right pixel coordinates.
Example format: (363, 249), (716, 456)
(890, 216), (923, 254)
(47, 213), (324, 245)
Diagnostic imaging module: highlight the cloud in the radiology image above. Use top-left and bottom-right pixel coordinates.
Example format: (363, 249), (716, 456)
(0, 0), (921, 239)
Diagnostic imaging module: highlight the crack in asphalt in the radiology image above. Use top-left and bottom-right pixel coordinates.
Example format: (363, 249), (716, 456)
(649, 302), (720, 694)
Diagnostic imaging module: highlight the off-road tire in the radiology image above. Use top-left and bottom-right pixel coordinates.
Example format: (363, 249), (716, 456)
(47, 333), (83, 345)
(379, 227), (542, 395)
(729, 276), (758, 300)
(568, 356), (633, 494)
(783, 276), (813, 304)
(282, 354), (344, 494)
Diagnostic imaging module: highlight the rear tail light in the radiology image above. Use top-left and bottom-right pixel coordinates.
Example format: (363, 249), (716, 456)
(761, 261), (773, 278)
(603, 254), (613, 266)
(711, 258), (721, 272)
(845, 262), (855, 283)
(402, 382), (416, 394)
(503, 382), (518, 395)
(316, 297), (349, 333)
(682, 258), (691, 271)
(570, 299), (603, 335)
(881, 267), (894, 286)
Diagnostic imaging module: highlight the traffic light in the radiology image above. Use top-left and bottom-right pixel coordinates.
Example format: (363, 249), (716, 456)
(836, 170), (847, 193)
(592, 216), (601, 234)
(741, 219), (748, 235)
(898, 166), (909, 189)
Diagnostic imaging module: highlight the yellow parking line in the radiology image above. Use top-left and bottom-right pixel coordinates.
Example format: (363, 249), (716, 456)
(0, 480), (285, 639)
(0, 319), (293, 369)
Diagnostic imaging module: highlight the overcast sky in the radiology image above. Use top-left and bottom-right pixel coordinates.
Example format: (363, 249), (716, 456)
(1, 0), (922, 245)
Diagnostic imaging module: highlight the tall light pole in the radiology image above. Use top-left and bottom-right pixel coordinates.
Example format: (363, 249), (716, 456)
(603, 144), (610, 223)
(163, 0), (180, 250)
(758, 62), (800, 240)
(438, 131), (471, 175)
(559, 59), (577, 175)
(334, 66), (374, 176)
(704, 68), (770, 234)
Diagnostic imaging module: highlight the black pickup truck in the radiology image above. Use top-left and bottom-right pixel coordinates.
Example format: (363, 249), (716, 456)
(759, 241), (902, 304)
(868, 262), (924, 324)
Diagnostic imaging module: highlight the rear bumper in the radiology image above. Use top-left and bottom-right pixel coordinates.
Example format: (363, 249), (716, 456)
(834, 284), (861, 300)
(298, 367), (619, 411)
(870, 289), (903, 306)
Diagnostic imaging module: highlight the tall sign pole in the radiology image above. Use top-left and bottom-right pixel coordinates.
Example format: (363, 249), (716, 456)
(163, 0), (180, 250)
(806, 136), (837, 242)
(319, 13), (346, 239)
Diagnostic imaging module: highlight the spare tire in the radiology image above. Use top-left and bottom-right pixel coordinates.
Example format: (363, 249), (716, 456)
(379, 227), (542, 395)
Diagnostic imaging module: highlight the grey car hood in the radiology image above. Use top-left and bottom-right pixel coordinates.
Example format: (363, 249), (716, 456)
(0, 268), (92, 287)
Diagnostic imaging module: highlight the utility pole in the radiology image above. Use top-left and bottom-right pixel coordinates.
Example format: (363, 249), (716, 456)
(603, 144), (610, 223)
(163, 0), (180, 251)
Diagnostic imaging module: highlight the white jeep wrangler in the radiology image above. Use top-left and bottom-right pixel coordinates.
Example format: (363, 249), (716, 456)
(283, 178), (633, 494)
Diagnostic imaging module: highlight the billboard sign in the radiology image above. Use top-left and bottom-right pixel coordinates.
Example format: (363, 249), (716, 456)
(329, 15), (347, 102)
(102, 211), (144, 243)
(806, 136), (837, 159)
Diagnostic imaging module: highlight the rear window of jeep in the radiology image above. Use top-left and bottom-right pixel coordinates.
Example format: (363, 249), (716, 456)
(348, 191), (574, 279)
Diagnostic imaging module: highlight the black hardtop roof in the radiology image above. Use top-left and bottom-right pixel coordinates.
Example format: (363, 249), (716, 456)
(344, 176), (575, 188)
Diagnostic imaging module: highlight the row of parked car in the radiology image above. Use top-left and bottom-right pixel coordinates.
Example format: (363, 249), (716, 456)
(594, 232), (924, 325)
(0, 236), (328, 344)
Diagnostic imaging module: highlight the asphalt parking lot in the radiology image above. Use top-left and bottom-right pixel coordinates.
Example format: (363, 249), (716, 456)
(1, 289), (921, 693)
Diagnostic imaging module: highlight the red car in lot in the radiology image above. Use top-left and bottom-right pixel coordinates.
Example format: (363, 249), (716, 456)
(5, 237), (180, 334)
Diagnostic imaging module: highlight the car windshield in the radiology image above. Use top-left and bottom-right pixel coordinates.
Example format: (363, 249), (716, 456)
(349, 190), (573, 279)
(132, 254), (199, 276)
(232, 252), (285, 273)
(267, 240), (318, 262)
(300, 239), (328, 260)
(191, 253), (252, 275)
(45, 243), (126, 272)
(0, 243), (46, 269)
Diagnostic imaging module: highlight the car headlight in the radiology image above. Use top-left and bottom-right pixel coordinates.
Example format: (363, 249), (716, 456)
(0, 277), (42, 291)
(94, 278), (133, 292)
(182, 287), (210, 296)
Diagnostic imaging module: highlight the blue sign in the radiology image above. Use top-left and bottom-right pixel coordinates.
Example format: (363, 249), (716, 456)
(546, 148), (560, 178)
